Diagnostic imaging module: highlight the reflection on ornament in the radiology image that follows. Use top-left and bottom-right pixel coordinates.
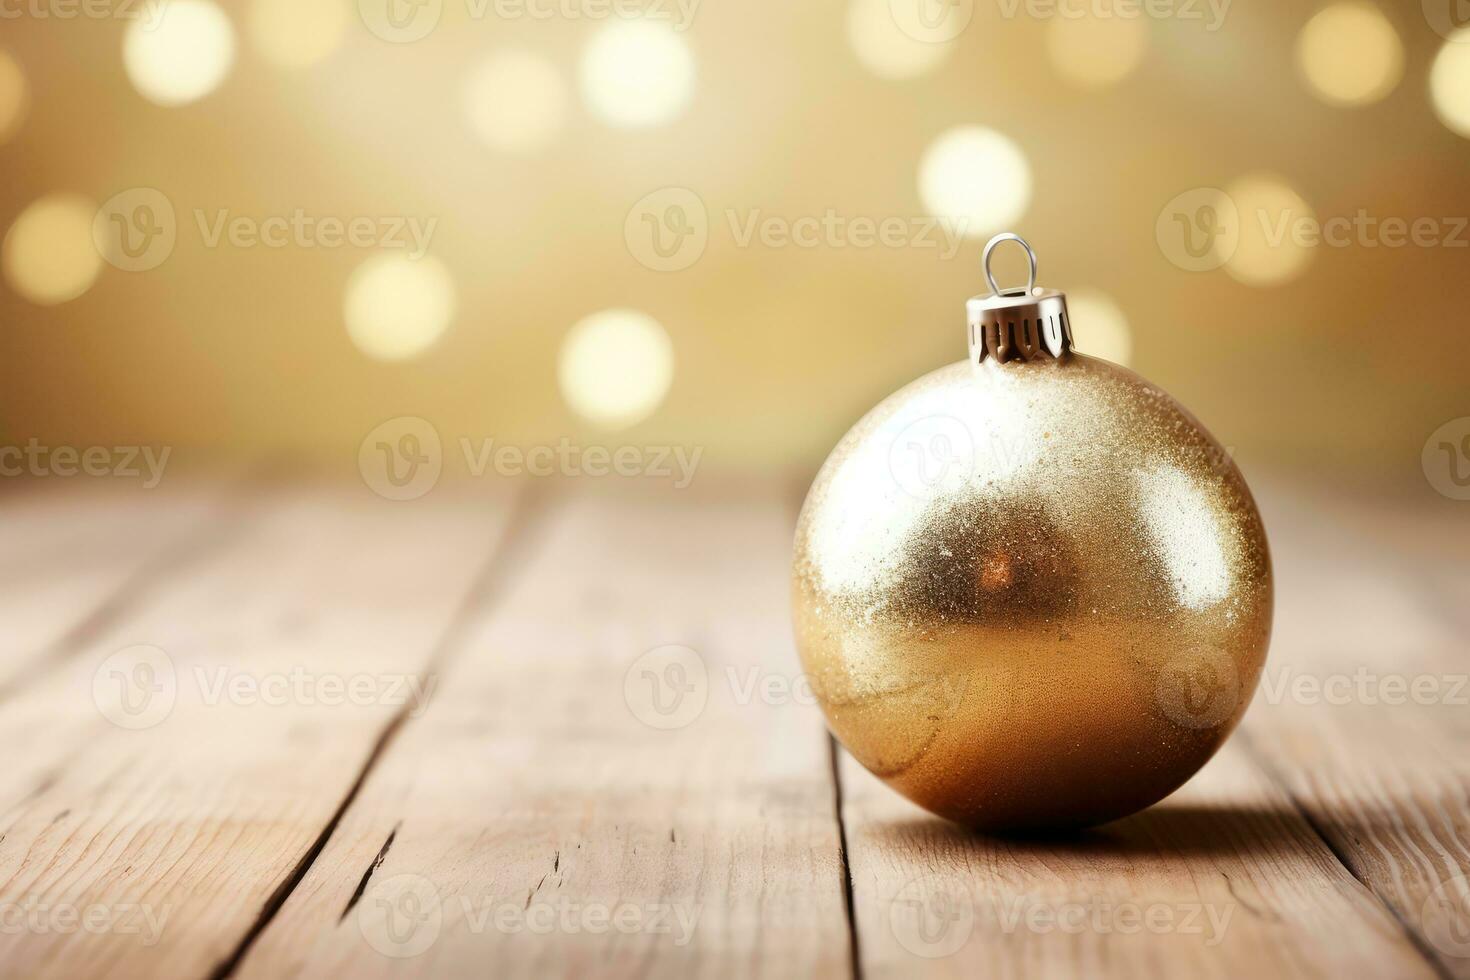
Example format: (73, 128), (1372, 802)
(793, 235), (1272, 831)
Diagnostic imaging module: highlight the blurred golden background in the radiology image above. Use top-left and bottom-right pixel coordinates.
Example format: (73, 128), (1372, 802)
(1, 0), (1468, 494)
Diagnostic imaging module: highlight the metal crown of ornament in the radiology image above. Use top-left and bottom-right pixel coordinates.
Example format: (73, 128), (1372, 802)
(966, 233), (1073, 363)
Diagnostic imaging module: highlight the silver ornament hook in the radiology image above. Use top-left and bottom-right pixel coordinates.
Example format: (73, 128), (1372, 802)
(982, 233), (1038, 296)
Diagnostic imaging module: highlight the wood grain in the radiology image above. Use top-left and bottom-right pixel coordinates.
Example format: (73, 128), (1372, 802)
(832, 475), (1467, 979)
(235, 486), (851, 980)
(0, 480), (235, 697)
(1240, 479), (1470, 978)
(0, 484), (518, 980)
(838, 733), (1438, 979)
(0, 475), (1464, 980)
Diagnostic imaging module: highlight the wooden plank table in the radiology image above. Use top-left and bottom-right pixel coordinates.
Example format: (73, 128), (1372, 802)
(0, 474), (1466, 979)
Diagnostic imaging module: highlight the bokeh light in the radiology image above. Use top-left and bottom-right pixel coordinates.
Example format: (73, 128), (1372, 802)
(1430, 30), (1470, 138)
(1295, 3), (1403, 107)
(1046, 15), (1148, 89)
(250, 0), (346, 70)
(1223, 174), (1316, 287)
(2, 194), (104, 306)
(464, 51), (567, 153)
(579, 22), (694, 128)
(1069, 290), (1133, 367)
(343, 255), (456, 362)
(846, 0), (952, 80)
(124, 0), (236, 107)
(559, 310), (674, 430)
(0, 50), (29, 143)
(0, 0), (1463, 495)
(918, 126), (1031, 238)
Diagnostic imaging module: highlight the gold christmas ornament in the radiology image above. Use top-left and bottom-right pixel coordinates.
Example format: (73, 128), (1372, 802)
(793, 234), (1272, 831)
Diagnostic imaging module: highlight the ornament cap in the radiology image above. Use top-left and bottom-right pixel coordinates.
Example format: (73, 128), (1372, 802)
(967, 233), (1072, 364)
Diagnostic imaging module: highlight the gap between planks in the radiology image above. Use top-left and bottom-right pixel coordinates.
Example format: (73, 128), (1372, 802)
(1237, 728), (1457, 980)
(828, 735), (864, 980)
(794, 469), (1461, 980)
(207, 482), (553, 980)
(792, 472), (866, 980)
(231, 480), (849, 978)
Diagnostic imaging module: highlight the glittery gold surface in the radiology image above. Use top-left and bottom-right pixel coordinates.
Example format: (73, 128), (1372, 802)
(793, 355), (1272, 831)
